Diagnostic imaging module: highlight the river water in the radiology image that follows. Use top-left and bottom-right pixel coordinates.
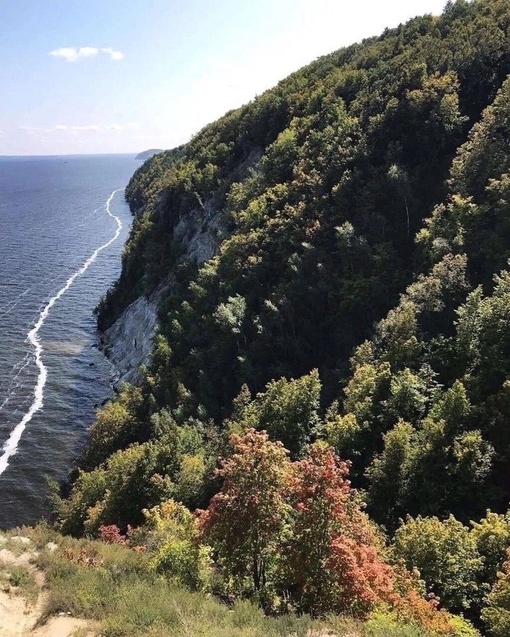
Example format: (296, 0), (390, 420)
(0, 154), (138, 528)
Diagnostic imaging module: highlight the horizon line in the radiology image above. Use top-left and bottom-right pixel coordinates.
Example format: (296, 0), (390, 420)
(0, 152), (145, 158)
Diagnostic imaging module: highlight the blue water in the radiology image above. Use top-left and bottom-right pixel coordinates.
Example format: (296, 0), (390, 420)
(0, 154), (138, 528)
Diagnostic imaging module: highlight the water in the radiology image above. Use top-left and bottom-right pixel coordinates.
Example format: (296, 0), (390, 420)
(0, 154), (138, 528)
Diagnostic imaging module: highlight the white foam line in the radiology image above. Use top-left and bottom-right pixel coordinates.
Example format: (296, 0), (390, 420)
(0, 188), (124, 476)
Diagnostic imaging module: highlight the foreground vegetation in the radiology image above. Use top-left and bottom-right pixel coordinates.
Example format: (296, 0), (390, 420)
(45, 0), (510, 633)
(0, 526), (453, 637)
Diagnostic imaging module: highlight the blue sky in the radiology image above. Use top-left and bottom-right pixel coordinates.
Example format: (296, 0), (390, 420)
(1, 0), (448, 156)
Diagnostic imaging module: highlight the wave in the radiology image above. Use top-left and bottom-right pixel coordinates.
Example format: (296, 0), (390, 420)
(0, 353), (32, 413)
(0, 188), (124, 476)
(0, 271), (65, 321)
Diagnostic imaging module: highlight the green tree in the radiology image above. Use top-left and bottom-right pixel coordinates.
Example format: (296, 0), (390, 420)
(482, 551), (510, 637)
(231, 370), (322, 459)
(138, 499), (212, 591)
(81, 385), (143, 469)
(393, 515), (483, 613)
(366, 420), (416, 530)
(471, 510), (510, 589)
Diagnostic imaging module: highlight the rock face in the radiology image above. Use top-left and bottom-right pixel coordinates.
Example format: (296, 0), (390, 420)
(102, 199), (223, 386)
(102, 294), (159, 387)
(174, 199), (222, 265)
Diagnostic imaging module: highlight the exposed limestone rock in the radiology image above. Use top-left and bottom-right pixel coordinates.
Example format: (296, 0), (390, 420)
(102, 198), (224, 386)
(174, 199), (222, 266)
(101, 145), (264, 386)
(102, 293), (159, 388)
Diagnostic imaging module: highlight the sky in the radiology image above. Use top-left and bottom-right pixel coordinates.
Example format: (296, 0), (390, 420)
(1, 0), (449, 156)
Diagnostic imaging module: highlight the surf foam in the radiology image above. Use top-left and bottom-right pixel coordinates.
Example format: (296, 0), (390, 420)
(0, 188), (124, 475)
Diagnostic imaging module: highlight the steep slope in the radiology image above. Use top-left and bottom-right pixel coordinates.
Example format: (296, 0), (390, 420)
(54, 0), (510, 628)
(98, 0), (510, 425)
(75, 0), (510, 518)
(339, 73), (510, 528)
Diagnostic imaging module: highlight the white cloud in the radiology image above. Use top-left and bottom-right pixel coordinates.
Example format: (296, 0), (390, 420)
(55, 123), (135, 133)
(101, 47), (124, 61)
(19, 125), (48, 132)
(49, 46), (124, 62)
(49, 47), (98, 62)
(55, 125), (100, 132)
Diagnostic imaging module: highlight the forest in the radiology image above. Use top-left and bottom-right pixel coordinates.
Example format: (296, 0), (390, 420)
(52, 1), (510, 634)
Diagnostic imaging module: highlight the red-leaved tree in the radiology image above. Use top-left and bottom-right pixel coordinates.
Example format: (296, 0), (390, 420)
(197, 429), (291, 591)
(197, 431), (462, 633)
(283, 443), (395, 617)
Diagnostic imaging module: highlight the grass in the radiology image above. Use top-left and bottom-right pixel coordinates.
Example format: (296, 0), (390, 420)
(0, 563), (39, 604)
(4, 524), (438, 637)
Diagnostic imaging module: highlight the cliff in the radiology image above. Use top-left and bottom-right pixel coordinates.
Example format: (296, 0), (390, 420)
(59, 1), (510, 630)
(98, 0), (510, 419)
(100, 195), (226, 386)
(90, 0), (510, 512)
(101, 293), (159, 387)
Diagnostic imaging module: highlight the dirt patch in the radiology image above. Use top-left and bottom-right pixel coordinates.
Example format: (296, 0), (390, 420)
(0, 545), (94, 637)
(32, 617), (92, 637)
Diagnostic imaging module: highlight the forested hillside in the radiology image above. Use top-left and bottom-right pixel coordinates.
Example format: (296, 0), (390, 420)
(56, 1), (510, 633)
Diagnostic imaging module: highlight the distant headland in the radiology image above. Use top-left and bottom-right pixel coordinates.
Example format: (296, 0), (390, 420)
(135, 148), (163, 160)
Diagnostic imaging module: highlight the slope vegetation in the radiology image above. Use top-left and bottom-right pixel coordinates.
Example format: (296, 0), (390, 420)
(55, 0), (510, 633)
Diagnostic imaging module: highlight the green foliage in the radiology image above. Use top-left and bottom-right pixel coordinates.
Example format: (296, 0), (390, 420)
(81, 385), (144, 469)
(471, 510), (510, 590)
(482, 550), (510, 637)
(365, 420), (416, 529)
(393, 515), (483, 613)
(95, 0), (510, 430)
(229, 370), (322, 458)
(58, 442), (177, 535)
(138, 499), (212, 590)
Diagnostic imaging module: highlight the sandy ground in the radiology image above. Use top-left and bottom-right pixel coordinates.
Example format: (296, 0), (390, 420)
(0, 542), (93, 637)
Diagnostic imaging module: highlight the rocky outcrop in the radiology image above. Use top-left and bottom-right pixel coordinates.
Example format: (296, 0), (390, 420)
(102, 199), (224, 386)
(174, 199), (223, 265)
(102, 294), (159, 388)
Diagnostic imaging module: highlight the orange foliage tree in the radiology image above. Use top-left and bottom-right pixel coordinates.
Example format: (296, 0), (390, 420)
(283, 443), (395, 617)
(198, 430), (463, 633)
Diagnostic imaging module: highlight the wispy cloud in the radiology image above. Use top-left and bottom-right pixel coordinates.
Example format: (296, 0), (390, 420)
(49, 46), (124, 62)
(55, 123), (134, 132)
(49, 47), (98, 62)
(19, 126), (47, 133)
(20, 123), (136, 135)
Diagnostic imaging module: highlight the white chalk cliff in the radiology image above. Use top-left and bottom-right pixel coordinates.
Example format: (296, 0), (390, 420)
(102, 200), (223, 387)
